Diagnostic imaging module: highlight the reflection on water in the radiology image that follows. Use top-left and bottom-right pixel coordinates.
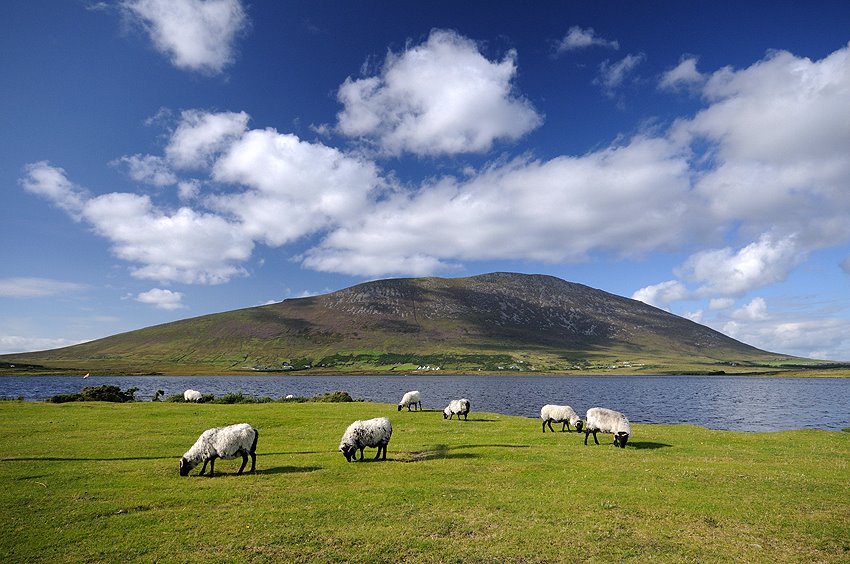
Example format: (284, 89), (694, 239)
(1, 374), (848, 432)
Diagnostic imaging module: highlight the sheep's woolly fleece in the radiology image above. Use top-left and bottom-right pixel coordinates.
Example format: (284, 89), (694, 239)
(540, 404), (581, 431)
(181, 423), (257, 473)
(443, 398), (471, 419)
(339, 417), (393, 458)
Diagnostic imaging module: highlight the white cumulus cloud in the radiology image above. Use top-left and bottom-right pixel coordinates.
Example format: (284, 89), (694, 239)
(136, 288), (186, 310)
(659, 55), (705, 91)
(19, 161), (88, 219)
(336, 29), (542, 156)
(596, 53), (646, 96)
(732, 297), (769, 321)
(83, 192), (253, 284)
(555, 26), (619, 53)
(166, 110), (250, 169)
(115, 154), (177, 186)
(22, 162), (254, 285)
(679, 234), (804, 298)
(681, 43), (850, 247)
(122, 0), (248, 74)
(631, 280), (690, 310)
(304, 135), (693, 276)
(210, 128), (383, 246)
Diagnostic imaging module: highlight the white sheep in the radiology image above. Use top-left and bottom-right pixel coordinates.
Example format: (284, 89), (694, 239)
(443, 398), (471, 420)
(179, 423), (259, 476)
(339, 417), (392, 462)
(540, 404), (583, 433)
(183, 389), (202, 402)
(397, 390), (422, 412)
(584, 407), (631, 448)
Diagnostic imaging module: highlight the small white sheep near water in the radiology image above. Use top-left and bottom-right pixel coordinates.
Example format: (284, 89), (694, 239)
(540, 404), (583, 433)
(584, 407), (631, 448)
(339, 417), (393, 462)
(179, 423), (259, 476)
(183, 389), (202, 402)
(443, 398), (471, 420)
(398, 390), (422, 411)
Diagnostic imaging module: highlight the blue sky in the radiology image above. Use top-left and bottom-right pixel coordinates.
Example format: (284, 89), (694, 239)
(3, 1), (850, 360)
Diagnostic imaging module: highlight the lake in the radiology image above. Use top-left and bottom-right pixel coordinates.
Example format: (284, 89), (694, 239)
(1, 374), (848, 432)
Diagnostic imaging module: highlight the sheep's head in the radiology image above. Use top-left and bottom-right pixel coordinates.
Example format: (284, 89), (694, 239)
(340, 444), (357, 462)
(614, 432), (629, 448)
(443, 409), (450, 419)
(574, 420), (584, 433)
(397, 404), (403, 411)
(179, 456), (196, 476)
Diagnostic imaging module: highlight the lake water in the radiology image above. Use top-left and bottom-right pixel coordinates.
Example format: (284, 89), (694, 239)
(1, 374), (848, 432)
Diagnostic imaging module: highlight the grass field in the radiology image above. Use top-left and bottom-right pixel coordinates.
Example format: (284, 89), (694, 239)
(1, 401), (848, 562)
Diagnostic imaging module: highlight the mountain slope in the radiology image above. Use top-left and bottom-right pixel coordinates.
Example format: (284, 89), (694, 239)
(2, 273), (792, 375)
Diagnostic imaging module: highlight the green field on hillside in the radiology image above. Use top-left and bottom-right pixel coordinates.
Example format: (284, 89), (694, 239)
(1, 401), (848, 562)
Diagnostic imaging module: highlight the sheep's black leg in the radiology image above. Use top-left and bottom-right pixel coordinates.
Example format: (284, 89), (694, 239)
(238, 453), (248, 474)
(542, 420), (547, 433)
(199, 459), (209, 475)
(592, 431), (599, 445)
(358, 447), (364, 461)
(249, 452), (256, 472)
(208, 456), (217, 477)
(463, 413), (468, 421)
(584, 430), (590, 445)
(562, 422), (567, 432)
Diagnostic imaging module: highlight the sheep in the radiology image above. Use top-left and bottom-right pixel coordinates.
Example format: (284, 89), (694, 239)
(540, 404), (583, 433)
(584, 407), (631, 448)
(443, 398), (471, 420)
(183, 389), (202, 402)
(179, 423), (259, 477)
(339, 417), (392, 462)
(397, 390), (422, 412)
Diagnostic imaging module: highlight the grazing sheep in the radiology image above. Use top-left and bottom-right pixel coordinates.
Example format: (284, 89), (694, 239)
(183, 389), (202, 402)
(540, 404), (583, 433)
(443, 398), (471, 420)
(339, 417), (392, 462)
(179, 423), (259, 477)
(398, 390), (422, 412)
(584, 407), (631, 448)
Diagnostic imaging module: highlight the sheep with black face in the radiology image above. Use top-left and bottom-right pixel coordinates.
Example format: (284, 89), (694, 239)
(339, 417), (392, 462)
(584, 407), (631, 448)
(443, 398), (471, 420)
(179, 423), (258, 476)
(398, 390), (421, 411)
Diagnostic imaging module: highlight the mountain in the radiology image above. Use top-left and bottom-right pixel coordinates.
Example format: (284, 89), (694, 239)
(2, 272), (798, 375)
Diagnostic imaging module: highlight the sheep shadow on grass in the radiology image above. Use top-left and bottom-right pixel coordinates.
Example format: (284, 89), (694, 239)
(628, 441), (672, 450)
(256, 465), (322, 475)
(400, 442), (528, 463)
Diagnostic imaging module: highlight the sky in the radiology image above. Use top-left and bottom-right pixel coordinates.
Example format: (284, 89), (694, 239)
(2, 1), (850, 361)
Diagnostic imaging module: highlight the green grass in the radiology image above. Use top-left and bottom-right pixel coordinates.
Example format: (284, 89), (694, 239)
(1, 401), (848, 562)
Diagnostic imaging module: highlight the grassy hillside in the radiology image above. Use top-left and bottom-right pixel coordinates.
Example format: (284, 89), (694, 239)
(1, 272), (831, 376)
(1, 401), (848, 562)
